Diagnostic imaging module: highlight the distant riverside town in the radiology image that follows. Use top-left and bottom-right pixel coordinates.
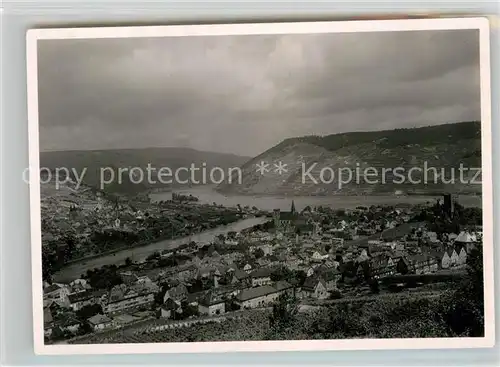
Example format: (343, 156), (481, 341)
(41, 175), (484, 343)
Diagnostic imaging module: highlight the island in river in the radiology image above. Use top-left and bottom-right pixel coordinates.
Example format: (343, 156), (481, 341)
(52, 186), (481, 283)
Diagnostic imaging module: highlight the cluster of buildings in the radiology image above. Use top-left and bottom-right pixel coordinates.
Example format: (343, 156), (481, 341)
(41, 183), (155, 250)
(43, 274), (159, 339)
(43, 198), (482, 342)
(40, 181), (243, 263)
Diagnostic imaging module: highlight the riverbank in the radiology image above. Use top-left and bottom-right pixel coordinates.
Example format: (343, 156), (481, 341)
(52, 216), (268, 282)
(150, 187), (482, 212)
(61, 216), (252, 267)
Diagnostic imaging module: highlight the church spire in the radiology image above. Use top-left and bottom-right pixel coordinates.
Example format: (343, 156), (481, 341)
(291, 200), (296, 214)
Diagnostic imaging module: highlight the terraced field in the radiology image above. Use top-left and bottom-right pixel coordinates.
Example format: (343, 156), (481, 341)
(69, 309), (271, 344)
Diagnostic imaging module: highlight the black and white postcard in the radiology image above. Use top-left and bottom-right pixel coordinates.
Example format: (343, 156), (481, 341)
(26, 18), (494, 355)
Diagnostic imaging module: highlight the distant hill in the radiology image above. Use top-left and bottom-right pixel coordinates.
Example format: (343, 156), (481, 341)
(40, 147), (250, 195)
(217, 121), (482, 196)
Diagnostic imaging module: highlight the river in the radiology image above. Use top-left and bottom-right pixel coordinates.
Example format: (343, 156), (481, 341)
(150, 186), (482, 211)
(52, 216), (267, 283)
(53, 187), (481, 282)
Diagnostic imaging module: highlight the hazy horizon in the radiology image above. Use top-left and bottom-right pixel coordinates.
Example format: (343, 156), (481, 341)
(38, 29), (480, 156)
(39, 120), (479, 156)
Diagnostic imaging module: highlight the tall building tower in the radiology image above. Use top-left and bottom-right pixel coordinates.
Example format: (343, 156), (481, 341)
(273, 209), (281, 230)
(443, 193), (453, 218)
(291, 200), (296, 214)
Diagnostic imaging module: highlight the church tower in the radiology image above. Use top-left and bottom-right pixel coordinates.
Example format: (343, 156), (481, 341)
(291, 200), (296, 215)
(273, 209), (281, 230)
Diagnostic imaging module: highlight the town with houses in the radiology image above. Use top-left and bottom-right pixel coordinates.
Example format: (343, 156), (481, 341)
(41, 185), (483, 344)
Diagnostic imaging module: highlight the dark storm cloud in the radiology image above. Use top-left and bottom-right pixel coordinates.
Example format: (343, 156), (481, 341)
(37, 29), (480, 156)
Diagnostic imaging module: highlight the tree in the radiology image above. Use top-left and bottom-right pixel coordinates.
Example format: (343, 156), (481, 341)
(50, 326), (65, 341)
(444, 246), (484, 337)
(181, 300), (199, 318)
(146, 251), (160, 261)
(325, 244), (332, 253)
(270, 266), (291, 282)
(86, 265), (123, 289)
(125, 257), (133, 266)
(42, 251), (55, 282)
(76, 304), (103, 320)
(335, 209), (346, 217)
(269, 292), (299, 331)
(61, 235), (77, 262)
(154, 284), (169, 305)
(79, 321), (93, 335)
(292, 270), (307, 287)
(368, 278), (380, 294)
(253, 248), (265, 259)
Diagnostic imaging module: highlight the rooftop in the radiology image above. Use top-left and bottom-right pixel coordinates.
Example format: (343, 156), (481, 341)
(236, 281), (292, 302)
(250, 267), (273, 279)
(88, 314), (112, 325)
(68, 290), (92, 303)
(199, 291), (225, 306)
(44, 284), (63, 294)
(233, 268), (250, 280)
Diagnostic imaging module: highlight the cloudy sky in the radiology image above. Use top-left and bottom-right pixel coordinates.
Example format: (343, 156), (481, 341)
(38, 28), (480, 157)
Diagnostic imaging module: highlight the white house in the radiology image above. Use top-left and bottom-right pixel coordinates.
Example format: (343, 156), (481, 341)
(198, 292), (225, 316)
(454, 231), (479, 253)
(160, 298), (182, 319)
(458, 247), (468, 265)
(250, 267), (273, 287)
(69, 278), (91, 292)
(301, 277), (329, 300)
(243, 263), (253, 273)
(235, 281), (293, 309)
(450, 248), (460, 267)
(454, 231), (477, 244)
(356, 250), (370, 263)
(387, 220), (398, 229)
(426, 231), (439, 243)
(87, 314), (114, 331)
(259, 244), (274, 256)
(163, 284), (188, 304)
(306, 265), (320, 278)
(68, 290), (96, 311)
(104, 285), (155, 316)
(441, 250), (452, 269)
(43, 283), (70, 304)
(311, 251), (329, 262)
(322, 270), (340, 292)
(337, 220), (348, 229)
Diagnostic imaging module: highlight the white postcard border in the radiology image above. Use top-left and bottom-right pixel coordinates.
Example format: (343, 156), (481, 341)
(26, 17), (495, 355)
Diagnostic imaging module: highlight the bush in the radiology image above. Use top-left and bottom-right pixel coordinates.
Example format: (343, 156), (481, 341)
(269, 292), (299, 331)
(329, 290), (342, 300)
